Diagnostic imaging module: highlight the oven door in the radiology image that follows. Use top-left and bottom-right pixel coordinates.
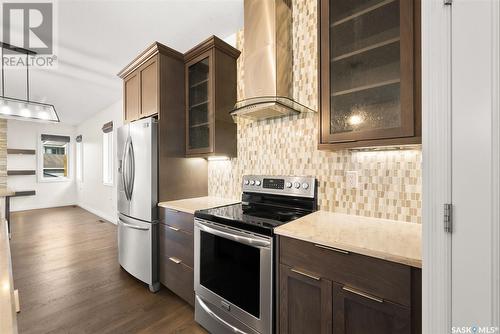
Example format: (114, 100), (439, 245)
(194, 219), (273, 334)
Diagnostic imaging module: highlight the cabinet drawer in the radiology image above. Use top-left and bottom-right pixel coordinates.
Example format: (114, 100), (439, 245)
(279, 236), (411, 307)
(159, 223), (193, 268)
(159, 254), (194, 306)
(159, 208), (194, 233)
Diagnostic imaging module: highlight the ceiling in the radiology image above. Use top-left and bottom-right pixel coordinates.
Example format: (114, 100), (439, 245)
(1, 0), (243, 125)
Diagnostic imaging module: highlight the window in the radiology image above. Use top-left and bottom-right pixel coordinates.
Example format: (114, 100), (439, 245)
(102, 131), (113, 186)
(39, 134), (70, 182)
(76, 135), (83, 182)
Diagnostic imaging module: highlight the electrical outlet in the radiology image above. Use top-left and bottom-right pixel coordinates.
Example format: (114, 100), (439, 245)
(346, 171), (358, 189)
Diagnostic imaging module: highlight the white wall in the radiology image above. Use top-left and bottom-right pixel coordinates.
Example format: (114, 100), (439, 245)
(76, 100), (123, 223)
(7, 120), (77, 211)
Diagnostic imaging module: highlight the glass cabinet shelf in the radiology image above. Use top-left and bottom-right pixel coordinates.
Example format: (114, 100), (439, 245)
(184, 36), (240, 157)
(319, 0), (420, 148)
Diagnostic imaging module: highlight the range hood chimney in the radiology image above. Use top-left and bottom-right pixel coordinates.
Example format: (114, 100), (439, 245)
(230, 0), (315, 121)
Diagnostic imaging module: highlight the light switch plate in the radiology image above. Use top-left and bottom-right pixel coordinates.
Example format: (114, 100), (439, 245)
(346, 171), (358, 189)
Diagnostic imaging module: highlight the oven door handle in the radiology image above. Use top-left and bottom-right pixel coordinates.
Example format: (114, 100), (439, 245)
(196, 296), (249, 334)
(195, 220), (271, 248)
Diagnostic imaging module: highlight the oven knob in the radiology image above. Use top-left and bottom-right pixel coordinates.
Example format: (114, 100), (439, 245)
(255, 180), (261, 186)
(244, 180), (249, 185)
(250, 180), (255, 185)
(286, 182), (292, 188)
(302, 182), (309, 189)
(294, 182), (300, 189)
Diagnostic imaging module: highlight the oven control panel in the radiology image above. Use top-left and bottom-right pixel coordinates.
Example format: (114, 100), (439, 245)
(242, 175), (316, 198)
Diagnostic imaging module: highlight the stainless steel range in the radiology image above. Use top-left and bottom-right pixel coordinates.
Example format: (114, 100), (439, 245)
(194, 175), (317, 334)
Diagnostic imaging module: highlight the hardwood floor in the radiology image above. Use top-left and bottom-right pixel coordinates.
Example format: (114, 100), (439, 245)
(9, 206), (207, 334)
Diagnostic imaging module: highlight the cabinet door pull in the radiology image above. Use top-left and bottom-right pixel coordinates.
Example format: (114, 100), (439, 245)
(329, 139), (357, 143)
(14, 289), (20, 313)
(314, 244), (350, 254)
(291, 268), (320, 281)
(167, 225), (180, 232)
(342, 286), (383, 303)
(169, 257), (182, 264)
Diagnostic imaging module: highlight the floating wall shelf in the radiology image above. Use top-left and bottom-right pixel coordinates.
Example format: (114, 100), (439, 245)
(7, 149), (36, 155)
(12, 190), (36, 197)
(7, 170), (36, 176)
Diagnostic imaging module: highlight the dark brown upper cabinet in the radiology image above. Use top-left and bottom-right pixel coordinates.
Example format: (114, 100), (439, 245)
(118, 42), (183, 123)
(319, 0), (421, 150)
(184, 36), (240, 158)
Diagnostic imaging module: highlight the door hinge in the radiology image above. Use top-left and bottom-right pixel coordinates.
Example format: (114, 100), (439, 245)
(444, 0), (452, 5)
(444, 203), (453, 233)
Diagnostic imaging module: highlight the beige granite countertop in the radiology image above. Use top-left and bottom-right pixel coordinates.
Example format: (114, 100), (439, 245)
(158, 196), (240, 214)
(0, 188), (15, 197)
(275, 211), (422, 268)
(0, 219), (18, 333)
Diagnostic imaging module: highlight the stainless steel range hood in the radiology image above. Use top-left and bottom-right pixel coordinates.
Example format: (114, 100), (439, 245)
(230, 0), (315, 121)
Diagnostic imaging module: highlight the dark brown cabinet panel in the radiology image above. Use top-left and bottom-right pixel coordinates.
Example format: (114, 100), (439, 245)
(319, 0), (421, 149)
(119, 43), (182, 123)
(333, 283), (411, 334)
(159, 223), (194, 268)
(158, 208), (195, 306)
(279, 264), (332, 334)
(159, 253), (194, 306)
(278, 236), (421, 333)
(280, 235), (411, 306)
(159, 207), (195, 233)
(124, 72), (140, 122)
(184, 36), (240, 158)
(139, 56), (159, 118)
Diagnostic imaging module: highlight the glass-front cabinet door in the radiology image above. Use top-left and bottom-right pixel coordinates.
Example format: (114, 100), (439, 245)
(320, 0), (417, 146)
(186, 52), (212, 154)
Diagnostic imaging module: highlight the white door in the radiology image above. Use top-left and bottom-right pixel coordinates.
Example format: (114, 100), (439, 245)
(451, 0), (499, 329)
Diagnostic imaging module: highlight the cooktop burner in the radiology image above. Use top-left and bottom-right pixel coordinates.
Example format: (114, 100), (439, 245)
(194, 175), (317, 236)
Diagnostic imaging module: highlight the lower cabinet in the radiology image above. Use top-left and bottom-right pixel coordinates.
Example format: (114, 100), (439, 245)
(332, 283), (411, 334)
(159, 208), (195, 306)
(279, 236), (421, 334)
(279, 264), (333, 334)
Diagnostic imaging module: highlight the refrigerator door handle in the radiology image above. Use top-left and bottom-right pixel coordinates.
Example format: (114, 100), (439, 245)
(128, 140), (135, 200)
(119, 219), (150, 231)
(123, 138), (130, 200)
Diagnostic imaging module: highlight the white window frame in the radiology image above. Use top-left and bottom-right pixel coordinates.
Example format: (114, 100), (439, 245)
(38, 134), (71, 183)
(102, 131), (113, 186)
(76, 140), (83, 183)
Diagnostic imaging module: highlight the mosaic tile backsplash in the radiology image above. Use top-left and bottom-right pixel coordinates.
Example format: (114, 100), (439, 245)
(208, 0), (422, 223)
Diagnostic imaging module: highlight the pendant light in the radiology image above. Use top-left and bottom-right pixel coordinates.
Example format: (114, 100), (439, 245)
(0, 42), (59, 122)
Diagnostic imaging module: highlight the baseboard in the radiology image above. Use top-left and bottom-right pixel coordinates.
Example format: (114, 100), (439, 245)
(10, 202), (78, 213)
(77, 203), (117, 224)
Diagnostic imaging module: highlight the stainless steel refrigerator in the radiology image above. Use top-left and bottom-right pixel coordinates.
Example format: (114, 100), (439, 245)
(117, 116), (159, 292)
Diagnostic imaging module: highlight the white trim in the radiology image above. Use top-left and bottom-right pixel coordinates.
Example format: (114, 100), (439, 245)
(77, 203), (117, 225)
(10, 203), (77, 212)
(491, 0), (500, 326)
(422, 0), (452, 333)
